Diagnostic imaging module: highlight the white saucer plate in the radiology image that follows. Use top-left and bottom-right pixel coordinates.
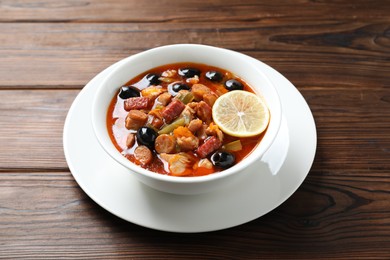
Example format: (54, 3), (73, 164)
(63, 57), (316, 233)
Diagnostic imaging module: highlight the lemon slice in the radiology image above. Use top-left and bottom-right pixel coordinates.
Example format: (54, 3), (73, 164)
(212, 90), (270, 137)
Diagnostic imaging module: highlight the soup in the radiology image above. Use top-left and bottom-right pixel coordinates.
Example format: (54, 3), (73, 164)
(107, 63), (268, 176)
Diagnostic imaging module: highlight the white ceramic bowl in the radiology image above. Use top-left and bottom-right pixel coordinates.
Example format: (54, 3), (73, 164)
(92, 44), (282, 195)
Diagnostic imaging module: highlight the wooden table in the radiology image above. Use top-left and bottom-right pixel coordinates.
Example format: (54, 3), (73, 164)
(1, 1), (389, 259)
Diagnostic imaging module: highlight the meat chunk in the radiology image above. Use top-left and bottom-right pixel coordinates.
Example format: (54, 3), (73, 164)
(161, 99), (185, 123)
(173, 126), (199, 152)
(191, 84), (212, 101)
(126, 133), (135, 148)
(160, 153), (195, 176)
(157, 92), (172, 106)
(161, 69), (177, 78)
(177, 136), (198, 151)
(203, 93), (218, 107)
(147, 109), (164, 129)
(188, 119), (203, 133)
(125, 110), (148, 130)
(141, 86), (165, 101)
(195, 158), (214, 176)
(196, 136), (222, 158)
(134, 145), (153, 166)
(155, 134), (176, 154)
(198, 158), (213, 169)
(206, 122), (224, 142)
(196, 101), (212, 124)
(196, 123), (208, 141)
(186, 75), (199, 84)
(180, 105), (195, 123)
(124, 97), (149, 111)
(149, 116), (164, 129)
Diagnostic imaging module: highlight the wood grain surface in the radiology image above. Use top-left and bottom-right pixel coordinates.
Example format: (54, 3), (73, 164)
(0, 0), (389, 259)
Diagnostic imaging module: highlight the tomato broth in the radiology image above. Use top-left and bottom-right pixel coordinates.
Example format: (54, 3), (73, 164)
(107, 62), (267, 177)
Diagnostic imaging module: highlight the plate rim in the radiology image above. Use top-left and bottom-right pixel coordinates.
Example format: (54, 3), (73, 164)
(63, 57), (317, 232)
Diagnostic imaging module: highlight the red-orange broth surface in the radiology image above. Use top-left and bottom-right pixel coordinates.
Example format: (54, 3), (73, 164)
(107, 63), (266, 177)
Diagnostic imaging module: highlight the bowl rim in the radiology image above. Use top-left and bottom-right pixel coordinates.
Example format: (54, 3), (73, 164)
(92, 44), (282, 184)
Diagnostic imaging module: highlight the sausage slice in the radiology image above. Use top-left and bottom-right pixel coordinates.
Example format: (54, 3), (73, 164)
(134, 145), (153, 166)
(161, 99), (185, 123)
(155, 134), (176, 154)
(196, 136), (222, 158)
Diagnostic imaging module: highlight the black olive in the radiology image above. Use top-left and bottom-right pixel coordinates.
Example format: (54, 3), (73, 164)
(145, 73), (161, 85)
(118, 86), (140, 99)
(136, 127), (158, 149)
(211, 151), (235, 169)
(168, 82), (190, 96)
(205, 71), (223, 82)
(178, 68), (201, 78)
(224, 79), (244, 91)
(167, 82), (191, 96)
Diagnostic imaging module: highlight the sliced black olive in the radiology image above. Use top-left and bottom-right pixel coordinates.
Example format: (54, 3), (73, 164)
(136, 127), (158, 149)
(118, 86), (140, 99)
(205, 71), (223, 82)
(211, 151), (235, 169)
(178, 68), (201, 78)
(224, 79), (244, 91)
(145, 73), (161, 85)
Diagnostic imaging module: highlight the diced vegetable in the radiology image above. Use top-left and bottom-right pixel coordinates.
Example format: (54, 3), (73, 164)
(173, 126), (193, 138)
(158, 117), (186, 135)
(145, 123), (159, 133)
(222, 140), (242, 152)
(175, 91), (194, 104)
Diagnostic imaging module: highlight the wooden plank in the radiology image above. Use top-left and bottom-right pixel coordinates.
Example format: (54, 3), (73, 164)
(0, 171), (388, 258)
(0, 89), (78, 170)
(0, 0), (388, 22)
(308, 88), (390, 176)
(0, 88), (389, 172)
(0, 22), (389, 88)
(0, 0), (388, 258)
